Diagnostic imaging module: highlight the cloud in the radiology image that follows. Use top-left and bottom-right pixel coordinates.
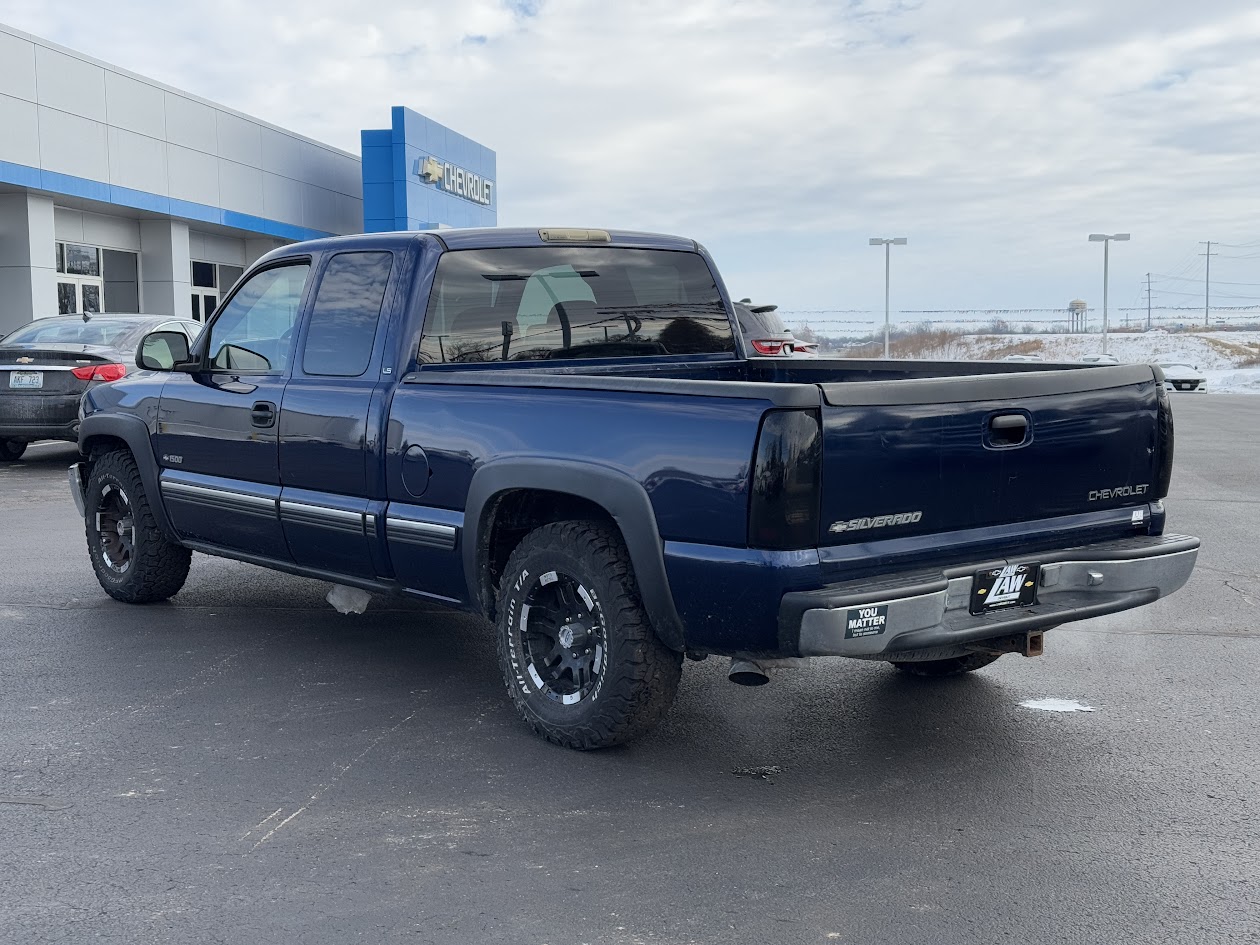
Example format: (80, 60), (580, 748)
(3, 0), (1260, 319)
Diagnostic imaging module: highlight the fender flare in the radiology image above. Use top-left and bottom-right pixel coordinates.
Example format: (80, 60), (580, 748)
(78, 413), (178, 540)
(463, 459), (686, 651)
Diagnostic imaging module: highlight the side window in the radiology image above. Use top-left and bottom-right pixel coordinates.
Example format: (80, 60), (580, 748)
(206, 264), (310, 372)
(301, 252), (393, 377)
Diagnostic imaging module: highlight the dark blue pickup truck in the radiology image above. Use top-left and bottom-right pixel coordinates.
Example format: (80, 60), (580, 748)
(69, 227), (1199, 748)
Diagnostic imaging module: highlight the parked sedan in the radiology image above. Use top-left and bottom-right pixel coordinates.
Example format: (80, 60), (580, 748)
(1157, 362), (1208, 393)
(1079, 353), (1121, 364)
(1, 314), (201, 460)
(734, 299), (796, 357)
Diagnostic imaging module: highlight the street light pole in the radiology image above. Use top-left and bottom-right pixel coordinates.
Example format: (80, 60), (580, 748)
(869, 237), (907, 358)
(1088, 232), (1130, 354)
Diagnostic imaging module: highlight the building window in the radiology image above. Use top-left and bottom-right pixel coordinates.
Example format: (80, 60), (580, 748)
(62, 243), (100, 277)
(190, 262), (247, 321)
(191, 261), (217, 289)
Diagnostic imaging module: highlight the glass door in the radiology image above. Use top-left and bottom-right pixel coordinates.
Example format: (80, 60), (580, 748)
(191, 261), (218, 322)
(56, 242), (104, 315)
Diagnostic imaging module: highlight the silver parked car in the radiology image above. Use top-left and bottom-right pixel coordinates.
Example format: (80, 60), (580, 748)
(0, 314), (202, 460)
(734, 300), (797, 357)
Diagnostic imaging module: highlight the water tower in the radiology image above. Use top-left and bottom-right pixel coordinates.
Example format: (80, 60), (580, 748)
(1068, 299), (1087, 333)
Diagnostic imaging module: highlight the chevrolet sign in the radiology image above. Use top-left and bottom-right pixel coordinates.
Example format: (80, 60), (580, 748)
(415, 156), (494, 207)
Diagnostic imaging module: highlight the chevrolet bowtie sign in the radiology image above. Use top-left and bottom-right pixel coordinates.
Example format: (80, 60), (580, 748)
(415, 155), (494, 207)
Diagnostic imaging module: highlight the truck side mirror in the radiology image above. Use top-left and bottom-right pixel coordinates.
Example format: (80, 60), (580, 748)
(137, 330), (192, 372)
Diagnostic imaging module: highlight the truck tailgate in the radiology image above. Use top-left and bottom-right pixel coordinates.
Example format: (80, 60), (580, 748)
(817, 365), (1163, 546)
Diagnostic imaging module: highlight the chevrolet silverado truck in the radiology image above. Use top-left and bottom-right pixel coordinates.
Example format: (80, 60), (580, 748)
(69, 227), (1199, 749)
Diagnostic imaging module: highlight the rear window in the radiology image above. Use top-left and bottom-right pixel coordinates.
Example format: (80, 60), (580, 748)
(3, 318), (144, 347)
(418, 247), (735, 363)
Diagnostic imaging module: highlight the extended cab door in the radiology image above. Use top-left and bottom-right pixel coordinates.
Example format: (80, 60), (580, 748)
(277, 251), (397, 579)
(156, 261), (311, 560)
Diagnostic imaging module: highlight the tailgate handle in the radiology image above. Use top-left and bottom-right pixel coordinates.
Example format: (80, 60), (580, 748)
(989, 413), (1029, 447)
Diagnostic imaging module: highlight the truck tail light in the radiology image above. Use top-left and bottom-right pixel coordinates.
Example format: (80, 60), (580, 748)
(750, 340), (787, 356)
(749, 409), (822, 550)
(71, 363), (127, 382)
(1154, 378), (1174, 498)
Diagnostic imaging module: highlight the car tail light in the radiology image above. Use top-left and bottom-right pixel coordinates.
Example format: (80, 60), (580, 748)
(71, 363), (127, 382)
(748, 409), (822, 550)
(751, 340), (787, 356)
(1154, 379), (1174, 497)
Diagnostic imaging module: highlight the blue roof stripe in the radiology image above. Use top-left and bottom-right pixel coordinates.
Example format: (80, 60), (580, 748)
(0, 160), (335, 242)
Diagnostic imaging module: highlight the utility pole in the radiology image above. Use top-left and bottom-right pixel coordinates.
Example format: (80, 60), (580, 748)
(1145, 273), (1153, 331)
(1199, 241), (1215, 328)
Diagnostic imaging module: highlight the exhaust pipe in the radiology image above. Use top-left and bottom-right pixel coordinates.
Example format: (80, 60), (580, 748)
(727, 657), (813, 686)
(728, 658), (771, 686)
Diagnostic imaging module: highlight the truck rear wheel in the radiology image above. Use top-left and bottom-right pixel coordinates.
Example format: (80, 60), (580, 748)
(495, 521), (682, 750)
(891, 652), (1003, 677)
(85, 449), (191, 603)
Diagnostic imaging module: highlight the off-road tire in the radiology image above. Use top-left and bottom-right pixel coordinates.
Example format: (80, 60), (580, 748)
(891, 652), (1004, 677)
(495, 521), (683, 750)
(85, 449), (191, 603)
(1, 439), (27, 461)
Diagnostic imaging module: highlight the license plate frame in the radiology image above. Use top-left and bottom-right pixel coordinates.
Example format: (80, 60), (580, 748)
(9, 371), (43, 390)
(970, 562), (1040, 615)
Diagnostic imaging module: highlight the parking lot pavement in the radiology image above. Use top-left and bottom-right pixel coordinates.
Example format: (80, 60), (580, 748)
(1, 397), (1257, 945)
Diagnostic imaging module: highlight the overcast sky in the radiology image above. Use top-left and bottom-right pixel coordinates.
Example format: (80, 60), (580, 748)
(4, 0), (1260, 327)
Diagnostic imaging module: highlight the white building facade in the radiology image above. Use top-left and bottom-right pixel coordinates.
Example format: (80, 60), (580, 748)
(0, 22), (365, 336)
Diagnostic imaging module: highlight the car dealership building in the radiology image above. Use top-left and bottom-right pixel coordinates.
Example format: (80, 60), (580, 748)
(0, 22), (496, 336)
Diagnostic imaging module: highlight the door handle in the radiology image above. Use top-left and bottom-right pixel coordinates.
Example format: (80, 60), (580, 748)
(988, 412), (1029, 447)
(250, 401), (277, 428)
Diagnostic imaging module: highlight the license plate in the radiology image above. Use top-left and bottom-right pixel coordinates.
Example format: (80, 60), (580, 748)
(970, 562), (1039, 614)
(8, 371), (43, 389)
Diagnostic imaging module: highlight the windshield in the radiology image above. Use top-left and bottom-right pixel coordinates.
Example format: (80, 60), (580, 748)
(418, 247), (735, 363)
(2, 318), (145, 348)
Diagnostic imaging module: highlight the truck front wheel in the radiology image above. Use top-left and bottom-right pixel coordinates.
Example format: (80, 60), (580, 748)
(85, 449), (191, 603)
(1, 439), (27, 461)
(495, 521), (682, 749)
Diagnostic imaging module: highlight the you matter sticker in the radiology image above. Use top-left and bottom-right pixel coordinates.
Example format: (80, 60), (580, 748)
(844, 604), (888, 638)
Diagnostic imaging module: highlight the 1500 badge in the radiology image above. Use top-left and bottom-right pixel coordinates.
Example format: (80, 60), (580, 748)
(829, 511), (922, 534)
(1089, 484), (1148, 501)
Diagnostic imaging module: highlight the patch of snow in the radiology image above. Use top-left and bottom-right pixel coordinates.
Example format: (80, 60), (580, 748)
(885, 331), (1260, 392)
(1019, 698), (1096, 713)
(327, 584), (371, 614)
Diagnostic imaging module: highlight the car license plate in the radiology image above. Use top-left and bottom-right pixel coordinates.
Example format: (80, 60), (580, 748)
(970, 562), (1039, 615)
(9, 371), (43, 389)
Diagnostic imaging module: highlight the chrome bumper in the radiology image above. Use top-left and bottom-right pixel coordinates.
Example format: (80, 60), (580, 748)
(68, 462), (86, 517)
(784, 534), (1200, 659)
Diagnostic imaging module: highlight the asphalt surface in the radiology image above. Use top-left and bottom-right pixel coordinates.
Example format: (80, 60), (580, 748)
(1, 396), (1257, 945)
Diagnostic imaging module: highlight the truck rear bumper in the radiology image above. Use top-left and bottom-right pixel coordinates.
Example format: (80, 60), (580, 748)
(780, 534), (1199, 659)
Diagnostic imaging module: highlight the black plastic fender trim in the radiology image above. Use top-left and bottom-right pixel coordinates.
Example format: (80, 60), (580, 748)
(77, 412), (178, 541)
(463, 459), (686, 652)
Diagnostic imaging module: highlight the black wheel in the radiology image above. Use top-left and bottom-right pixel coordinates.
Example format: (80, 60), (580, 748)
(891, 652), (1004, 677)
(496, 521), (683, 750)
(85, 449), (191, 603)
(1, 439), (27, 461)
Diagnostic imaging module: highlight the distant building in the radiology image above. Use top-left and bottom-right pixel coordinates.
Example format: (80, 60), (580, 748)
(0, 22), (495, 335)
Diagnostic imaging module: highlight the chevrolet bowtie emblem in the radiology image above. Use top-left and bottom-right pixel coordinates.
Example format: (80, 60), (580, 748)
(419, 156), (443, 183)
(16, 356), (34, 364)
